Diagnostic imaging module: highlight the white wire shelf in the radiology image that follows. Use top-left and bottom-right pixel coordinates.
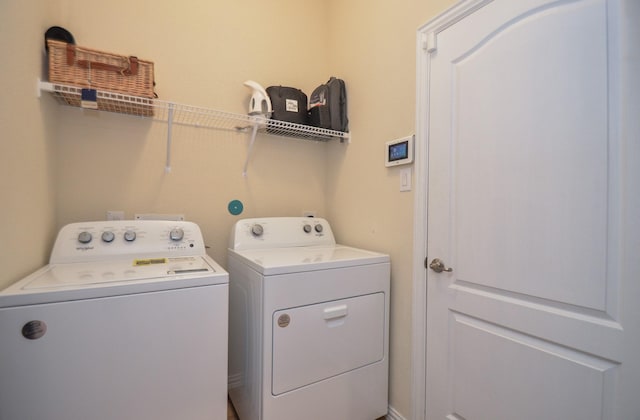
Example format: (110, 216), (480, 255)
(38, 80), (349, 175)
(38, 80), (350, 142)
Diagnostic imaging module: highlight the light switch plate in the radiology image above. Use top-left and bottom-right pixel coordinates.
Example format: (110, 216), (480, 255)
(400, 168), (412, 192)
(106, 210), (125, 220)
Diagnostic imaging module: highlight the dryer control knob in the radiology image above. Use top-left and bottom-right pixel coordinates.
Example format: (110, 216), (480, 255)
(303, 224), (312, 233)
(124, 230), (137, 242)
(77, 231), (92, 244)
(314, 224), (324, 233)
(251, 224), (264, 237)
(101, 231), (115, 243)
(169, 228), (184, 241)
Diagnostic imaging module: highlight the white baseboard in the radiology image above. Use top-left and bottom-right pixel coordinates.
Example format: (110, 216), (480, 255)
(385, 405), (407, 420)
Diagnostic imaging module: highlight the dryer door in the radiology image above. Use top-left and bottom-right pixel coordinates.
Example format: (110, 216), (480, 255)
(271, 292), (385, 395)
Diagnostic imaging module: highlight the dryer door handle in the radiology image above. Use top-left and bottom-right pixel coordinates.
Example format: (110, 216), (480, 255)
(323, 304), (348, 320)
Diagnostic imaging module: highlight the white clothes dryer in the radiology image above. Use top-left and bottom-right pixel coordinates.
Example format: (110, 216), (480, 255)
(0, 220), (228, 420)
(227, 217), (390, 420)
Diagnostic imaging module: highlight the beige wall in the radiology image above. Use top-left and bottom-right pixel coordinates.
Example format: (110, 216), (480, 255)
(0, 2), (60, 286)
(1, 0), (455, 418)
(52, 0), (333, 267)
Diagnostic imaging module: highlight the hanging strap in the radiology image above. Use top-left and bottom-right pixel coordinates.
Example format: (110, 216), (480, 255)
(66, 44), (139, 76)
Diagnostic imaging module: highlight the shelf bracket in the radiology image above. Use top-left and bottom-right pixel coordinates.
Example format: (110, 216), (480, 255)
(242, 120), (260, 177)
(165, 103), (175, 173)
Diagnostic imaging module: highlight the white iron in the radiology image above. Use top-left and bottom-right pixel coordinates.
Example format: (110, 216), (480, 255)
(243, 80), (272, 117)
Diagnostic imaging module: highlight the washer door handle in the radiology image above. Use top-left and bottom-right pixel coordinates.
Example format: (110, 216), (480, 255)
(323, 304), (348, 320)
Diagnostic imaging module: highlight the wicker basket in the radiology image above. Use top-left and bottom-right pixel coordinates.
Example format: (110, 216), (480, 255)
(47, 39), (155, 98)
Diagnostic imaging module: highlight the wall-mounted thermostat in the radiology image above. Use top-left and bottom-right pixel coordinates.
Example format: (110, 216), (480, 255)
(385, 135), (414, 167)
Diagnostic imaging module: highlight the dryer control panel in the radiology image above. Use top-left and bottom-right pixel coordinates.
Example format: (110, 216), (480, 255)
(229, 217), (336, 251)
(50, 220), (207, 263)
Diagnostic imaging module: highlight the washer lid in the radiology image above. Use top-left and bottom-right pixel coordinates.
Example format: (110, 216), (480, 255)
(0, 255), (228, 307)
(228, 244), (389, 275)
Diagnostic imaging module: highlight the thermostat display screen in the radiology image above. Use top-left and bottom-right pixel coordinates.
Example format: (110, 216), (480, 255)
(385, 135), (414, 167)
(389, 141), (409, 162)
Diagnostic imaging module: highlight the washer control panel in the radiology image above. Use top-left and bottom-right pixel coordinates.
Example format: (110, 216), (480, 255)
(50, 220), (207, 264)
(230, 217), (336, 251)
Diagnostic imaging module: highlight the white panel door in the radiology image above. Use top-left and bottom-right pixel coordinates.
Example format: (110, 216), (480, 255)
(421, 0), (640, 418)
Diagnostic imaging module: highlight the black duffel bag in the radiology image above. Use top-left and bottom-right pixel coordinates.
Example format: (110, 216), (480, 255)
(266, 86), (309, 125)
(308, 77), (348, 132)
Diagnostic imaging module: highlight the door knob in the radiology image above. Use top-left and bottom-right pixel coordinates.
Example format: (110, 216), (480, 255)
(429, 258), (453, 273)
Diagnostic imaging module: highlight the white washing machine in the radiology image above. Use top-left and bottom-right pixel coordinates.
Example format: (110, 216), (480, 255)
(227, 217), (390, 420)
(0, 220), (228, 420)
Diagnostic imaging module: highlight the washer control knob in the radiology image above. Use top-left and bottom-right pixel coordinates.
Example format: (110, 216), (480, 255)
(303, 224), (312, 233)
(251, 224), (264, 237)
(77, 231), (92, 244)
(101, 231), (115, 243)
(124, 230), (137, 242)
(169, 228), (184, 241)
(314, 224), (324, 233)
